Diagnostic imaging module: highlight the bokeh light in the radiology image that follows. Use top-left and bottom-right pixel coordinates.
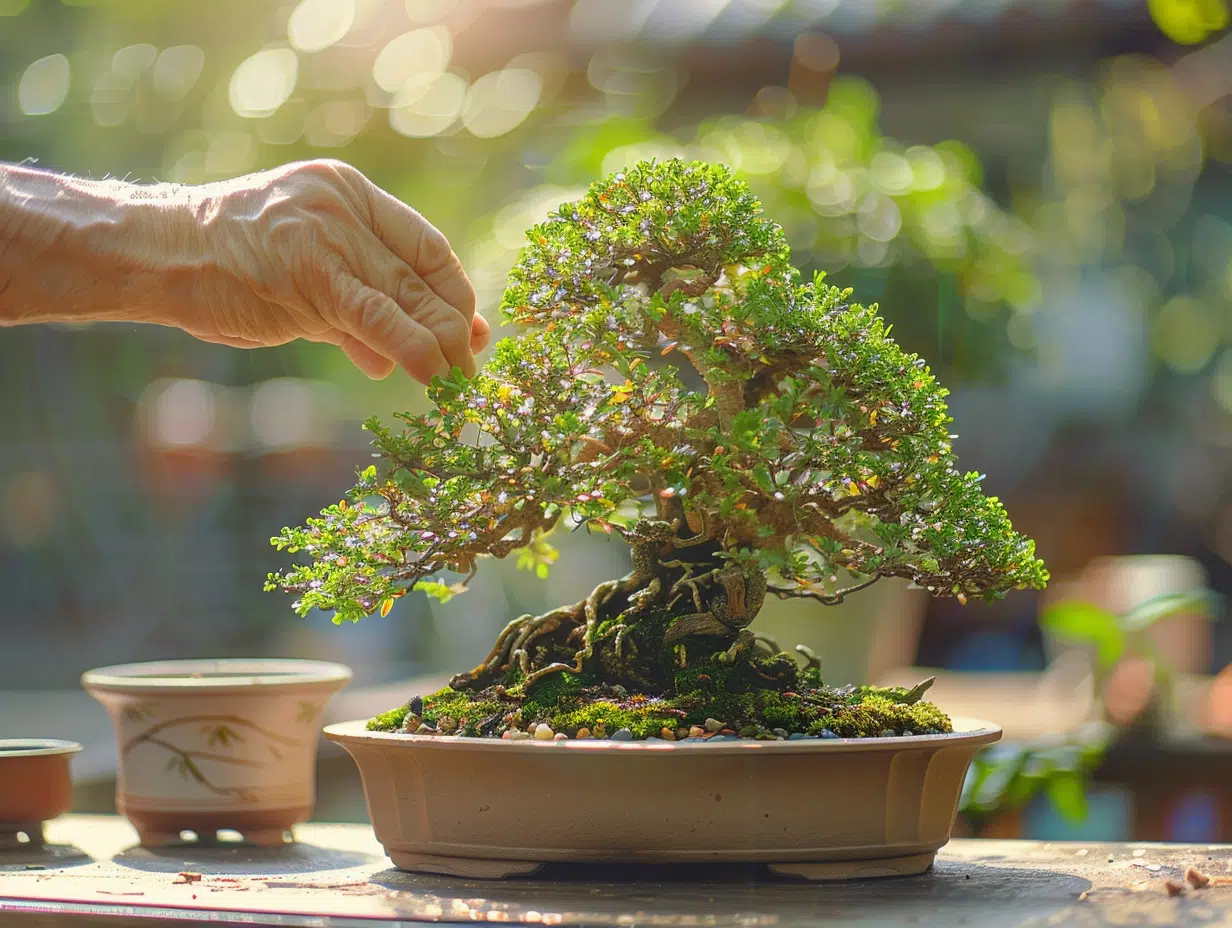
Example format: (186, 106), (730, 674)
(18, 54), (70, 116)
(287, 0), (356, 53)
(372, 27), (452, 94)
(229, 47), (299, 118)
(461, 68), (543, 138)
(388, 71), (467, 137)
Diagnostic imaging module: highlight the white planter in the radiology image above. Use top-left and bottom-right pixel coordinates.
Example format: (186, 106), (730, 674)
(83, 658), (351, 847)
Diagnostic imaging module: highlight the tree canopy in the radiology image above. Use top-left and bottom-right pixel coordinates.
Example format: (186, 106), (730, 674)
(269, 159), (1048, 625)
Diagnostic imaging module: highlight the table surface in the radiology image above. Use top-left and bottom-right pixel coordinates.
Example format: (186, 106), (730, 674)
(1, 816), (1230, 927)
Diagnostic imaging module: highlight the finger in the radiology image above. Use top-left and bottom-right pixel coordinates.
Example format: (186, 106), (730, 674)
(344, 238), (476, 377)
(471, 312), (491, 354)
(364, 183), (477, 320)
(331, 274), (452, 384)
(339, 334), (396, 380)
(187, 330), (269, 350)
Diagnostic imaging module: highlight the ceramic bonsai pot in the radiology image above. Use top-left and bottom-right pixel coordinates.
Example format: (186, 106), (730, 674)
(0, 739), (82, 849)
(83, 658), (351, 847)
(325, 717), (1000, 880)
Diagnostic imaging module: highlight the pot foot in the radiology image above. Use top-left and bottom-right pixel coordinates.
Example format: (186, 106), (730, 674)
(133, 827), (184, 848)
(241, 827), (294, 848)
(387, 850), (544, 879)
(133, 826), (292, 848)
(769, 851), (936, 881)
(0, 823), (44, 850)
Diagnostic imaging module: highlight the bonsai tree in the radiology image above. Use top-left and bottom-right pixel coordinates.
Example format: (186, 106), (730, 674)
(269, 159), (1048, 741)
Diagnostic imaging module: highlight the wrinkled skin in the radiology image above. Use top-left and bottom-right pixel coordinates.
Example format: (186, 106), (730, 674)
(0, 159), (489, 383)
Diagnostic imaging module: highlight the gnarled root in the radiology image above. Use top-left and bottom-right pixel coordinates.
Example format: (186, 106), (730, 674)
(450, 601), (584, 690)
(455, 572), (644, 692)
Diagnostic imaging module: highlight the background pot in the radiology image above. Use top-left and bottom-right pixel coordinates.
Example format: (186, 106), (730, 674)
(325, 717), (1000, 880)
(0, 739), (81, 849)
(83, 658), (351, 847)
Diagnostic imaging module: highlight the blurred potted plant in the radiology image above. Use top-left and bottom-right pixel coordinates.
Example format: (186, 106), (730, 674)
(270, 160), (1047, 879)
(960, 584), (1221, 830)
(83, 658), (351, 847)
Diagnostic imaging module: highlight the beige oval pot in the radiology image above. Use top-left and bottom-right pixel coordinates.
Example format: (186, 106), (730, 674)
(0, 739), (82, 849)
(83, 659), (351, 847)
(326, 717), (1000, 880)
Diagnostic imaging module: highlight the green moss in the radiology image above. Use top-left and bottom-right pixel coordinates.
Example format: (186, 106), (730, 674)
(812, 696), (954, 738)
(419, 687), (512, 736)
(366, 703), (411, 732)
(543, 700), (680, 738)
(366, 671), (952, 740)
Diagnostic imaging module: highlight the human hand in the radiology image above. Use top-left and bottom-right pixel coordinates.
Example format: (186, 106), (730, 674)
(169, 159), (489, 382)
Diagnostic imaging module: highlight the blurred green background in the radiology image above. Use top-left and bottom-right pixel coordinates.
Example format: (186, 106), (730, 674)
(2, 0), (1232, 836)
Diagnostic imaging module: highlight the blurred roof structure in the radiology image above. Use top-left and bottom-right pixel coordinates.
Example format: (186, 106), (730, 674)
(564, 0), (1146, 46)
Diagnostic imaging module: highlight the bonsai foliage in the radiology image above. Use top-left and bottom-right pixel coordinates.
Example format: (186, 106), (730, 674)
(269, 159), (1047, 719)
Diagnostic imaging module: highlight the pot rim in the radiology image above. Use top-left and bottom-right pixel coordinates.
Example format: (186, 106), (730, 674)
(0, 738), (83, 759)
(324, 716), (1001, 755)
(82, 658), (353, 693)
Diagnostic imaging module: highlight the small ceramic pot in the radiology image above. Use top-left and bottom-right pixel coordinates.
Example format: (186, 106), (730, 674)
(83, 658), (351, 847)
(326, 717), (1001, 880)
(0, 739), (82, 849)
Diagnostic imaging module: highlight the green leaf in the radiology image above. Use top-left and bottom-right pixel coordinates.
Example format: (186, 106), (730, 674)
(1119, 589), (1221, 632)
(1046, 772), (1088, 823)
(414, 580), (458, 604)
(1040, 601), (1125, 670)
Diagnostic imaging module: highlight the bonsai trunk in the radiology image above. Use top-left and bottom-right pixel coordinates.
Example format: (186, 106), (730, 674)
(448, 520), (777, 696)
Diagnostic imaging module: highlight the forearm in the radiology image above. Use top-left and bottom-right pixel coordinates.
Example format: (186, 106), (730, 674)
(0, 163), (196, 327)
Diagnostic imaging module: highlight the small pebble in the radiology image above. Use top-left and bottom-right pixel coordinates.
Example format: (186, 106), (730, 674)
(704, 718), (724, 733)
(1165, 880), (1185, 897)
(437, 716), (457, 733)
(1133, 849), (1146, 858)
(501, 730), (514, 740)
(788, 733), (807, 740)
(720, 729), (736, 736)
(709, 735), (729, 742)
(689, 726), (706, 739)
(414, 723), (435, 735)
(675, 727), (690, 741)
(820, 730), (839, 739)
(661, 727), (676, 741)
(1185, 866), (1211, 889)
(611, 728), (634, 741)
(554, 732), (568, 741)
(880, 729), (895, 738)
(738, 726), (757, 738)
(534, 723), (555, 741)
(772, 728), (789, 738)
(576, 728), (591, 740)
(509, 730), (532, 741)
(902, 730), (914, 737)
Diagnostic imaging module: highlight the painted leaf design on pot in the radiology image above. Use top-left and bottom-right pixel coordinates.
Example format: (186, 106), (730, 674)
(204, 725), (244, 748)
(122, 703), (159, 723)
(296, 701), (321, 724)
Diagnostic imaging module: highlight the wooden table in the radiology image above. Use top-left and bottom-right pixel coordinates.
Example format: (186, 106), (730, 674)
(1, 816), (1230, 927)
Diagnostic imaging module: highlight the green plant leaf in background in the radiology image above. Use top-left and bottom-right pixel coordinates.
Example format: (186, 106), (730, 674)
(1039, 601), (1125, 670)
(1046, 770), (1089, 823)
(1119, 589), (1222, 632)
(1149, 0), (1230, 44)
